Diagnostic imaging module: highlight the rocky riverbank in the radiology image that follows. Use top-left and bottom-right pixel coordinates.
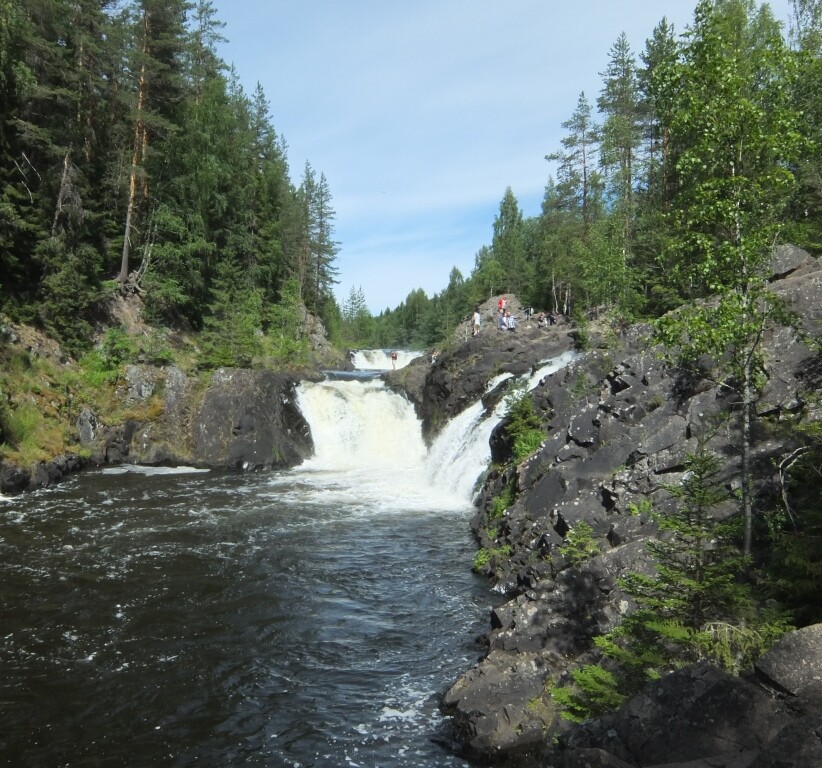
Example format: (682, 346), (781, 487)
(0, 363), (322, 495)
(421, 245), (822, 766)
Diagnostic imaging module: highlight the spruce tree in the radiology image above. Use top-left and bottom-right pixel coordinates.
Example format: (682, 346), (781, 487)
(553, 448), (790, 723)
(491, 186), (526, 297)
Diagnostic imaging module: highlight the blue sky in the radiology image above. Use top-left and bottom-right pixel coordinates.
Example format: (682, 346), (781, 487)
(213, 1), (794, 313)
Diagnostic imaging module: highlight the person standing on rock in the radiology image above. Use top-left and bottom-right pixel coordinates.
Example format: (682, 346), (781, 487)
(472, 307), (481, 336)
(390, 350), (398, 369)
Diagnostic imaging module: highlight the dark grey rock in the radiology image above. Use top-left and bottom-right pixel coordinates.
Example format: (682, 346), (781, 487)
(191, 368), (313, 469)
(0, 463), (31, 494)
(438, 253), (822, 763)
(755, 623), (822, 700)
(77, 408), (98, 446)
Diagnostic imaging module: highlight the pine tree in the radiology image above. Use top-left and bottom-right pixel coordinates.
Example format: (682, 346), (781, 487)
(553, 448), (791, 722)
(309, 172), (340, 312)
(199, 259), (263, 369)
(597, 33), (643, 252)
(491, 186), (526, 296)
(117, 0), (189, 286)
(545, 92), (603, 239)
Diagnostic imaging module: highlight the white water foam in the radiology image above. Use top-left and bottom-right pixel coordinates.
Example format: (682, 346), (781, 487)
(291, 350), (578, 510)
(289, 378), (467, 514)
(350, 349), (423, 370)
(100, 465), (211, 476)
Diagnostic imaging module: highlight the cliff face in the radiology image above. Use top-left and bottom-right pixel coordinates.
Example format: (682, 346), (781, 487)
(429, 246), (822, 766)
(0, 362), (320, 494)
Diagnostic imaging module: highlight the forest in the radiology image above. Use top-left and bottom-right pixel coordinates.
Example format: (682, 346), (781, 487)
(0, 0), (820, 356)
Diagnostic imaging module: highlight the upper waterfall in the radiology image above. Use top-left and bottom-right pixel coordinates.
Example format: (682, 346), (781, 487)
(349, 349), (423, 370)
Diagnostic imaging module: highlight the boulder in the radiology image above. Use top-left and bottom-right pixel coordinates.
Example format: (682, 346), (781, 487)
(755, 623), (822, 702)
(190, 368), (313, 469)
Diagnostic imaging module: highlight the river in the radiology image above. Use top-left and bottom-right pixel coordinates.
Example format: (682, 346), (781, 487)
(0, 349), (575, 767)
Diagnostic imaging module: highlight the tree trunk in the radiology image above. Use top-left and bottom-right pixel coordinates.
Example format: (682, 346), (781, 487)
(741, 357), (753, 557)
(51, 150), (71, 236)
(118, 13), (149, 284)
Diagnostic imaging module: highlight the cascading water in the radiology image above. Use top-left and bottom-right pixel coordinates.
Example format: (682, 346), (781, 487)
(0, 349), (576, 768)
(349, 349), (422, 370)
(289, 378), (470, 513)
(426, 349), (579, 499)
(295, 349), (577, 506)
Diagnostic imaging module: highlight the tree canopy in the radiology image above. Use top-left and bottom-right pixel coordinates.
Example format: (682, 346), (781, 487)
(2, 1), (819, 354)
(0, 0), (340, 362)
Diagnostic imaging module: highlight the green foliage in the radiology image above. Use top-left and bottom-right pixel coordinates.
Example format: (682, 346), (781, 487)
(0, 396), (12, 446)
(625, 449), (749, 632)
(2, 402), (44, 455)
(492, 187), (528, 296)
(571, 315), (590, 351)
(552, 446), (792, 723)
(36, 242), (101, 358)
(473, 544), (512, 572)
(696, 614), (795, 675)
(649, 0), (804, 553)
(627, 498), (653, 517)
(763, 423), (822, 625)
(76, 350), (119, 388)
(199, 260), (265, 369)
(558, 520), (602, 566)
(503, 385), (545, 462)
(490, 481), (516, 520)
(100, 328), (138, 369)
(263, 277), (310, 365)
(141, 330), (176, 367)
(550, 664), (626, 723)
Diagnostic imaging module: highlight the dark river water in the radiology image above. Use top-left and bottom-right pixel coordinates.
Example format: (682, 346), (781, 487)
(0, 464), (493, 768)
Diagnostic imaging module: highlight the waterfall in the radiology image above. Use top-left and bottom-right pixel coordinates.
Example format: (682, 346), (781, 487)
(349, 349), (423, 370)
(294, 350), (578, 509)
(296, 379), (427, 470)
(426, 350), (578, 499)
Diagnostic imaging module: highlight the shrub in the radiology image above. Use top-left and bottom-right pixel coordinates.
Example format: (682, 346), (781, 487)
(490, 482), (516, 519)
(550, 665), (626, 723)
(504, 385), (545, 463)
(558, 520), (601, 566)
(473, 545), (512, 572)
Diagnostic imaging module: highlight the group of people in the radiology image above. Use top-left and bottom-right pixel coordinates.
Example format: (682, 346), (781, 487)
(497, 309), (517, 331)
(494, 296), (516, 331)
(469, 297), (560, 338)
